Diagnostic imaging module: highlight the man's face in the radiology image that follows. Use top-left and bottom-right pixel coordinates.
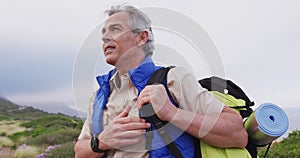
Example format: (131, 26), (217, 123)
(101, 12), (139, 66)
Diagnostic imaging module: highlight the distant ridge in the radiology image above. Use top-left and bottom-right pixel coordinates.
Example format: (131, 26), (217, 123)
(0, 95), (14, 104)
(29, 103), (87, 118)
(0, 97), (48, 120)
(0, 96), (86, 119)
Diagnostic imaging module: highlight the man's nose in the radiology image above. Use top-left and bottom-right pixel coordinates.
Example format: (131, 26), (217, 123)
(102, 32), (112, 43)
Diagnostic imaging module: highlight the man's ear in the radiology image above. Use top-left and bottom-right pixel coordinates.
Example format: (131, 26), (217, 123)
(137, 31), (149, 46)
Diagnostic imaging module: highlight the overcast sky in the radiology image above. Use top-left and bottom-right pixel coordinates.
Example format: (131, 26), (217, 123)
(1, 0), (299, 115)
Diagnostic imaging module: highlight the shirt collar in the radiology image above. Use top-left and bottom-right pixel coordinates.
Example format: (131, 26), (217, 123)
(104, 55), (159, 93)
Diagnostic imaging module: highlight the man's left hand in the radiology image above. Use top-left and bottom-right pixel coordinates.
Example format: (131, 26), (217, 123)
(137, 84), (177, 121)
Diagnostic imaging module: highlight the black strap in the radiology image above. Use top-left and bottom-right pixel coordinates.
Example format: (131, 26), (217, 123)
(140, 66), (183, 158)
(146, 66), (175, 85)
(263, 142), (272, 158)
(245, 138), (258, 158)
(193, 137), (201, 158)
(199, 76), (254, 118)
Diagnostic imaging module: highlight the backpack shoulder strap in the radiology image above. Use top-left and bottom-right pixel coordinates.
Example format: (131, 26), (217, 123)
(141, 66), (183, 158)
(146, 66), (175, 85)
(146, 66), (178, 107)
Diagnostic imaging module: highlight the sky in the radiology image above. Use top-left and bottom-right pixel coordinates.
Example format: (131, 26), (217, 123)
(1, 0), (300, 116)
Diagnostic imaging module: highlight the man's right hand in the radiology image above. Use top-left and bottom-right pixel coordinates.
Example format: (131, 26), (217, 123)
(98, 105), (151, 150)
(74, 106), (150, 158)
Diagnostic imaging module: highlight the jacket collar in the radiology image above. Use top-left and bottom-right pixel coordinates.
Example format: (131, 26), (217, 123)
(96, 68), (116, 93)
(96, 55), (161, 94)
(128, 55), (162, 93)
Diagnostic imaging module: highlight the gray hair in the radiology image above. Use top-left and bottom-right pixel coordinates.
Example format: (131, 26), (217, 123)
(105, 4), (154, 54)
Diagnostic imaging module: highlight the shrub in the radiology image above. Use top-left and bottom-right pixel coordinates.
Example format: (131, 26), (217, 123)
(23, 128), (80, 146)
(46, 142), (75, 158)
(258, 130), (300, 157)
(9, 130), (32, 142)
(20, 115), (78, 129)
(13, 144), (40, 158)
(0, 136), (14, 147)
(0, 120), (26, 136)
(75, 120), (84, 130)
(9, 115), (82, 148)
(0, 132), (6, 136)
(0, 115), (10, 120)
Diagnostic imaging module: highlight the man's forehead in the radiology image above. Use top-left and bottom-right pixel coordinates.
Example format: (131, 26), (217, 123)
(104, 12), (130, 26)
(104, 22), (123, 28)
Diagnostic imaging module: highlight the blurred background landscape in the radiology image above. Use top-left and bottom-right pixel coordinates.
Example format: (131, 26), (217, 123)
(0, 91), (299, 157)
(0, 97), (83, 157)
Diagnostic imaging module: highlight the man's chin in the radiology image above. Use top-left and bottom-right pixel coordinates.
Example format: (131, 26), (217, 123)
(105, 58), (116, 66)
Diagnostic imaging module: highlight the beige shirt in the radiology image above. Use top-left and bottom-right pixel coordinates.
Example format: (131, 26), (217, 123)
(78, 66), (224, 158)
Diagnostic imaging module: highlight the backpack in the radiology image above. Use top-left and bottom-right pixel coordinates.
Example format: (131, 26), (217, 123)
(141, 66), (256, 158)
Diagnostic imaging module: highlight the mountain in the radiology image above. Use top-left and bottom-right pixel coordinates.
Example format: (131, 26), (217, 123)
(0, 97), (86, 119)
(0, 97), (48, 120)
(0, 95), (12, 103)
(28, 103), (86, 118)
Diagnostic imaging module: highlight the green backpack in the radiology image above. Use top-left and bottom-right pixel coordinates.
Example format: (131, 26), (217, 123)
(198, 91), (252, 158)
(142, 66), (256, 158)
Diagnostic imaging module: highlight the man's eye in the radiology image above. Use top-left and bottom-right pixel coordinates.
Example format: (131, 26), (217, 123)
(112, 27), (121, 31)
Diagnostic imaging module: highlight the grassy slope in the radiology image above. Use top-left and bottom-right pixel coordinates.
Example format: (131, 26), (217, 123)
(0, 98), (83, 157)
(2, 98), (299, 157)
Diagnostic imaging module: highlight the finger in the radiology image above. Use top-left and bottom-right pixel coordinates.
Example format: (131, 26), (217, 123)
(113, 116), (147, 124)
(121, 122), (151, 130)
(141, 85), (151, 92)
(138, 86), (150, 99)
(113, 129), (146, 138)
(137, 94), (151, 109)
(116, 105), (131, 118)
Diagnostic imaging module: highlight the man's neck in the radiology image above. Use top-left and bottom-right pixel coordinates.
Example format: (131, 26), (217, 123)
(115, 49), (147, 75)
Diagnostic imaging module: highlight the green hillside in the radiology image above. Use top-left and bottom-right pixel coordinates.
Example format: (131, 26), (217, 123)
(1, 98), (299, 157)
(0, 98), (48, 120)
(258, 130), (300, 157)
(0, 98), (83, 157)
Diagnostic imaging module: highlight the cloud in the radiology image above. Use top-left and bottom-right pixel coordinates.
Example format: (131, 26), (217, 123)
(1, 0), (300, 110)
(8, 86), (74, 105)
(0, 48), (75, 94)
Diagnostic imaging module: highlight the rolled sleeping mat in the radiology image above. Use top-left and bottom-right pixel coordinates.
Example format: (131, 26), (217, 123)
(244, 103), (289, 146)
